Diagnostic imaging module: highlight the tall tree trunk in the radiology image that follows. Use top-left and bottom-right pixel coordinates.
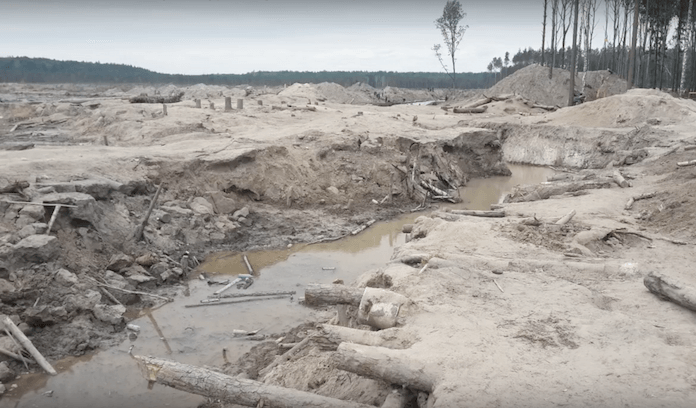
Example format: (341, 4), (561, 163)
(603, 0), (610, 69)
(582, 0), (591, 93)
(627, 0), (640, 88)
(569, 0), (580, 106)
(681, 0), (694, 93)
(542, 0), (549, 66)
(550, 0), (559, 78)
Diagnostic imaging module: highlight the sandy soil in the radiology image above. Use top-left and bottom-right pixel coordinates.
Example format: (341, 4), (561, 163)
(1, 74), (696, 407)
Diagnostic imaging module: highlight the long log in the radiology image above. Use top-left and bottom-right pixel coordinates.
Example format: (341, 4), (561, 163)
(625, 191), (657, 210)
(333, 343), (435, 392)
(677, 159), (696, 167)
(532, 104), (558, 111)
(258, 335), (315, 378)
(321, 324), (401, 348)
(133, 184), (163, 242)
(2, 317), (56, 375)
(448, 209), (505, 217)
(644, 271), (696, 312)
(452, 106), (487, 114)
(304, 284), (364, 306)
(134, 355), (372, 408)
(213, 290), (296, 299)
(504, 179), (615, 203)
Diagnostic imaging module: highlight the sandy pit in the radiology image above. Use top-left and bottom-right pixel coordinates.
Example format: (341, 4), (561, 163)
(1, 75), (696, 407)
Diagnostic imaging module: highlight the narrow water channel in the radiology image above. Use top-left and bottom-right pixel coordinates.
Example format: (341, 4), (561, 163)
(0, 164), (553, 408)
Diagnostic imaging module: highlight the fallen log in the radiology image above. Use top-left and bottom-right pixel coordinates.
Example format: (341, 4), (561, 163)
(555, 209), (576, 225)
(352, 219), (376, 235)
(0, 142), (34, 151)
(419, 181), (455, 203)
(625, 191), (657, 210)
(677, 159), (696, 167)
(304, 284), (363, 306)
(134, 355), (372, 408)
(464, 97), (492, 109)
(452, 106), (487, 114)
(258, 335), (315, 378)
(532, 104), (558, 111)
(2, 317), (56, 375)
(504, 179), (614, 203)
(613, 170), (629, 188)
(448, 209), (505, 217)
(333, 343), (434, 392)
(644, 271), (696, 313)
(0, 346), (34, 365)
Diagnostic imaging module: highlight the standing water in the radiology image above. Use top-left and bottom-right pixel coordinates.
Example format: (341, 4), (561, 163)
(0, 164), (553, 408)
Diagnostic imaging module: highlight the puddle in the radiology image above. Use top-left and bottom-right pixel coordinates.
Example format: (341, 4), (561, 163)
(0, 164), (553, 408)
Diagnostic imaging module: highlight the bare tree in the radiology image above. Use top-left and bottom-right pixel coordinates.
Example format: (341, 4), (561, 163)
(680, 0), (694, 94)
(550, 0), (560, 78)
(542, 0), (549, 66)
(569, 0), (580, 106)
(433, 0), (468, 89)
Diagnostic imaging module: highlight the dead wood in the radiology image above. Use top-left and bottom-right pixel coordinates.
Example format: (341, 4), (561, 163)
(129, 92), (184, 104)
(133, 184), (163, 242)
(465, 97), (492, 109)
(134, 355), (373, 408)
(644, 271), (696, 313)
(321, 324), (394, 348)
(212, 290), (296, 299)
(0, 142), (34, 151)
(625, 191), (657, 210)
(333, 343), (435, 392)
(555, 210), (576, 225)
(504, 179), (614, 203)
(448, 209), (505, 217)
(185, 295), (290, 308)
(677, 159), (696, 167)
(532, 104), (558, 111)
(381, 388), (411, 408)
(2, 316), (56, 375)
(258, 334), (315, 378)
(452, 106), (488, 114)
(304, 284), (363, 306)
(612, 170), (629, 188)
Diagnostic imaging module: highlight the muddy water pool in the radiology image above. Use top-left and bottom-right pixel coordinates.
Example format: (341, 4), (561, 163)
(0, 164), (553, 408)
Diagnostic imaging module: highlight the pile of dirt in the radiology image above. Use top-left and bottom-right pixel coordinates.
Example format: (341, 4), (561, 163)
(544, 88), (696, 127)
(488, 64), (627, 107)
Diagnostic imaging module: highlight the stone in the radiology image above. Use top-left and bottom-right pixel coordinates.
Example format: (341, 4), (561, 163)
(103, 271), (128, 289)
(207, 191), (238, 214)
(239, 217), (253, 227)
(12, 235), (59, 263)
(92, 304), (126, 325)
(122, 264), (149, 277)
(160, 205), (194, 216)
(0, 384), (7, 395)
(190, 197), (214, 215)
(17, 322), (32, 335)
(0, 362), (13, 383)
(14, 215), (37, 229)
(171, 267), (184, 276)
(0, 280), (14, 296)
(40, 192), (99, 225)
(31, 223), (48, 234)
(149, 262), (169, 276)
(135, 253), (158, 267)
(210, 232), (225, 241)
(160, 270), (171, 281)
(232, 206), (250, 219)
(24, 305), (60, 326)
(18, 204), (44, 221)
(107, 253), (134, 272)
(327, 186), (340, 195)
(55, 268), (79, 286)
(126, 274), (155, 285)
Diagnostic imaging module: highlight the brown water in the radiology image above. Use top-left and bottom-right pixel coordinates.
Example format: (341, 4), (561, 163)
(0, 164), (553, 408)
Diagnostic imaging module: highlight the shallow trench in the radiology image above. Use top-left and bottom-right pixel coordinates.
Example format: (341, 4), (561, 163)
(0, 164), (553, 408)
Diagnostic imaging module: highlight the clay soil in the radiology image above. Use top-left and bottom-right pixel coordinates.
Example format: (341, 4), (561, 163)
(1, 67), (696, 407)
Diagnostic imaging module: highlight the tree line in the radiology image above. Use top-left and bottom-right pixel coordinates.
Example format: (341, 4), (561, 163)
(485, 0), (696, 94)
(0, 57), (494, 90)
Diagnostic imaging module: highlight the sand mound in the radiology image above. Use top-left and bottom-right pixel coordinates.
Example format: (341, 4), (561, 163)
(488, 64), (627, 107)
(545, 88), (696, 127)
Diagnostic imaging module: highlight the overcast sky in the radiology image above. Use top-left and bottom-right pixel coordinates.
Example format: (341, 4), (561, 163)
(1, 0), (599, 75)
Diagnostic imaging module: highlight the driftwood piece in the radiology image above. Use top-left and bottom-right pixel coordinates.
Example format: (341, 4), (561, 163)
(625, 191), (657, 210)
(555, 209), (576, 225)
(45, 204), (62, 234)
(452, 106), (487, 114)
(134, 355), (372, 408)
(91, 278), (172, 302)
(684, 145), (696, 151)
(333, 343), (435, 392)
(133, 184), (163, 242)
(644, 271), (696, 312)
(0, 142), (34, 151)
(1, 200), (77, 208)
(213, 290), (296, 299)
(352, 219), (376, 235)
(677, 159), (696, 167)
(243, 255), (254, 275)
(304, 284), (363, 306)
(419, 181), (455, 203)
(185, 295), (290, 308)
(613, 171), (629, 188)
(0, 346), (34, 365)
(129, 92), (184, 104)
(2, 317), (56, 375)
(532, 104), (558, 111)
(448, 209), (505, 217)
